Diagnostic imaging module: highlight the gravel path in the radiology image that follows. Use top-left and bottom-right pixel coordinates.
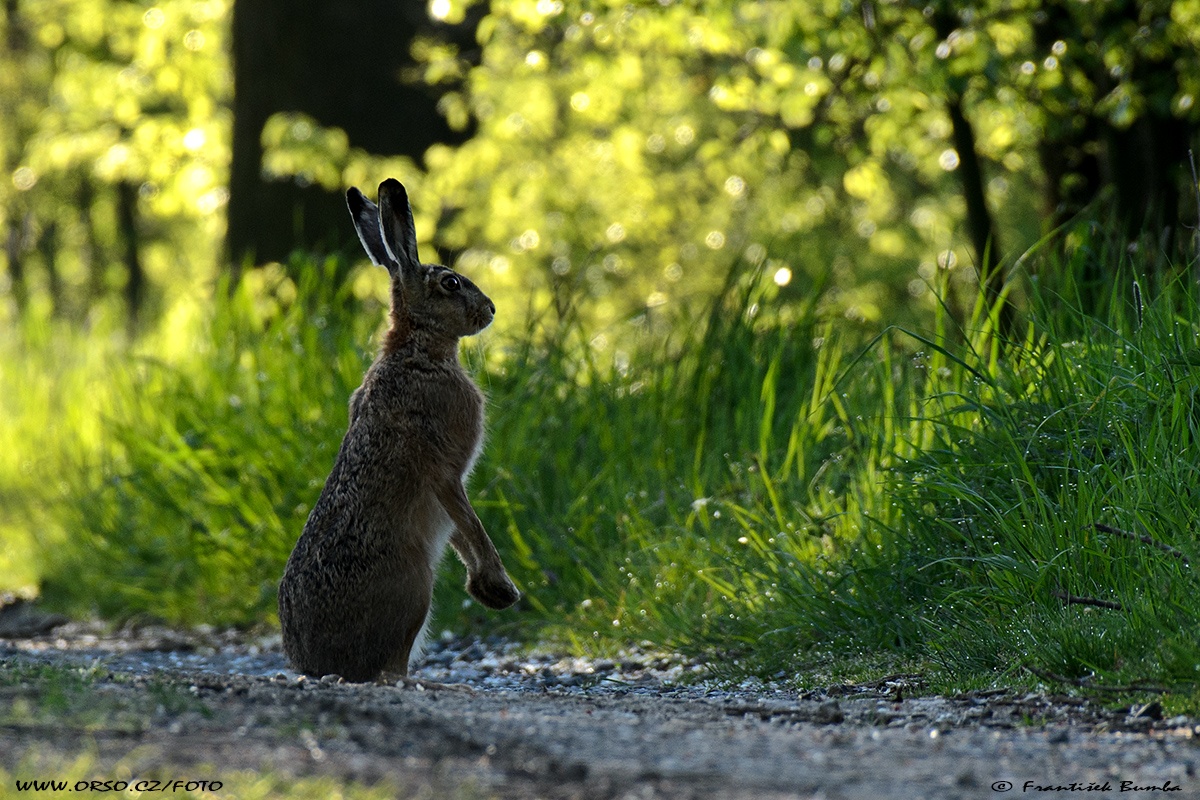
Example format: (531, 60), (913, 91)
(2, 618), (1199, 799)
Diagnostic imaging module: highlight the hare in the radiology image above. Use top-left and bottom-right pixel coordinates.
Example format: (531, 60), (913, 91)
(278, 179), (521, 683)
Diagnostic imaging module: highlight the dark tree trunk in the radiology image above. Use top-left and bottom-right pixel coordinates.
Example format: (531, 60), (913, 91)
(4, 0), (22, 50)
(227, 0), (478, 272)
(5, 213), (27, 314)
(1032, 2), (1103, 232)
(78, 178), (104, 306)
(931, 6), (1011, 333)
(116, 180), (144, 329)
(946, 97), (1009, 327)
(1032, 0), (1197, 309)
(1103, 96), (1192, 253)
(3, 0), (29, 316)
(37, 219), (60, 316)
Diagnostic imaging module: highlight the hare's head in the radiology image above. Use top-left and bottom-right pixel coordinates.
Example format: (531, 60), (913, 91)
(347, 179), (495, 342)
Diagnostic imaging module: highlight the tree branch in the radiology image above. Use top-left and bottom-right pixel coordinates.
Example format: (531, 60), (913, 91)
(1051, 590), (1123, 610)
(1094, 523), (1190, 566)
(1023, 665), (1169, 694)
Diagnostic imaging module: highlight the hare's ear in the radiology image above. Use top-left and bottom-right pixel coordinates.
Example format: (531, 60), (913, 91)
(377, 179), (422, 273)
(346, 187), (395, 272)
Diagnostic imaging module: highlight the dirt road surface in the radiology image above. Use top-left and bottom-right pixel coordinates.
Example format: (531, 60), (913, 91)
(1, 621), (1197, 799)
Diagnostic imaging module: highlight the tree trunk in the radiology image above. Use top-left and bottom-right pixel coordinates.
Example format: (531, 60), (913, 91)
(116, 180), (144, 330)
(1032, 0), (1197, 310)
(77, 178), (104, 306)
(931, 6), (1011, 334)
(227, 0), (478, 272)
(37, 219), (60, 317)
(3, 0), (29, 317)
(1032, 0), (1103, 233)
(5, 213), (27, 315)
(946, 96), (1009, 330)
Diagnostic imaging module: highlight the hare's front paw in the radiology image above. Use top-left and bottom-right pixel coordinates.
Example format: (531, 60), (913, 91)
(467, 571), (521, 610)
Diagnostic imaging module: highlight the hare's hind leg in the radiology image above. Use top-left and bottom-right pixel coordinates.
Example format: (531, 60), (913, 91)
(380, 581), (433, 677)
(380, 605), (429, 677)
(383, 604), (476, 693)
(407, 604), (434, 669)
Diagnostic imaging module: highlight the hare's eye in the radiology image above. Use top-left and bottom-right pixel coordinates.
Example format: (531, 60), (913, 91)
(440, 274), (461, 292)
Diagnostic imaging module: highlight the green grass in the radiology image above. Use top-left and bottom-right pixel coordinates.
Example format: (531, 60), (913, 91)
(0, 309), (129, 596)
(657, 265), (1200, 695)
(0, 661), (207, 734)
(3, 244), (1200, 702)
(878, 276), (1200, 689)
(9, 257), (376, 624)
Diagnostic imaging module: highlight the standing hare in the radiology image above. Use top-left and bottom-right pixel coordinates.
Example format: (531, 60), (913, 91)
(278, 179), (521, 682)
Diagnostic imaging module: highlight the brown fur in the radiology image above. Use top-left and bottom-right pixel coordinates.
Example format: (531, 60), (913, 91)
(278, 180), (520, 682)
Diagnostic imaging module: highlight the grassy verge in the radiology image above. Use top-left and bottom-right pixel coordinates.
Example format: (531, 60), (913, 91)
(3, 248), (1199, 702)
(878, 275), (1200, 691)
(9, 258), (378, 624)
(637, 264), (1200, 697)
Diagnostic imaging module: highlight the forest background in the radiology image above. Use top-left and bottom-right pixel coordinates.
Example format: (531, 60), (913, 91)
(2, 0), (1200, 697)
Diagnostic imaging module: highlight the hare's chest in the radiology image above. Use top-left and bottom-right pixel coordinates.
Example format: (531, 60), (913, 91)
(452, 382), (487, 478)
(368, 359), (486, 474)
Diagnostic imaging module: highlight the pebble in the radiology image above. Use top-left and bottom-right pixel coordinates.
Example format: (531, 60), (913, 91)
(0, 621), (727, 700)
(814, 700), (845, 724)
(2, 622), (1197, 738)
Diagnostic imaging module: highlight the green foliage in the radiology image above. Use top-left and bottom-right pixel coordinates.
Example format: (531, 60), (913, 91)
(1, 0), (230, 327)
(3, 0), (1196, 340)
(263, 0), (1200, 337)
(268, 0), (991, 331)
(29, 257), (376, 624)
(881, 274), (1200, 686)
(655, 262), (1200, 691)
(6, 242), (1200, 696)
(473, 259), (863, 641)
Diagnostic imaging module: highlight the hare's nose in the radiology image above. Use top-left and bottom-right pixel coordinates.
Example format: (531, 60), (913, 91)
(486, 300), (496, 317)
